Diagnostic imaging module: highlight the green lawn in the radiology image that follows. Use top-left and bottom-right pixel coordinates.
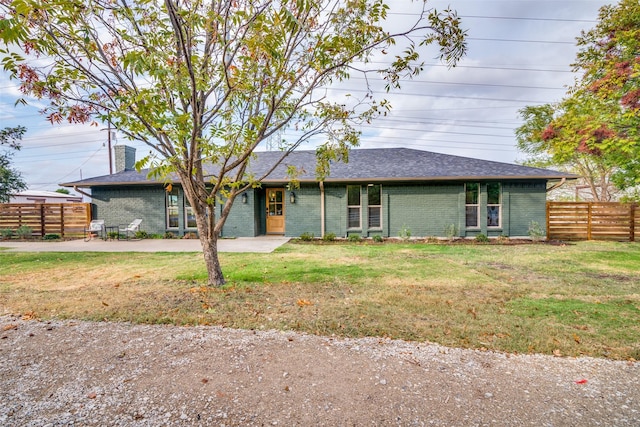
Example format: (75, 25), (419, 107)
(1, 240), (638, 360)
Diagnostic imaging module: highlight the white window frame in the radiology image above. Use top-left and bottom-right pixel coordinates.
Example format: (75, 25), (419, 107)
(347, 185), (361, 229)
(486, 182), (502, 228)
(367, 184), (382, 229)
(184, 197), (197, 229)
(166, 188), (179, 229)
(465, 183), (480, 228)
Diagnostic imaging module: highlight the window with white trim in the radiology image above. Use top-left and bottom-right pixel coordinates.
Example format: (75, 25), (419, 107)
(347, 185), (361, 229)
(368, 184), (382, 228)
(486, 182), (501, 227)
(184, 197), (197, 229)
(465, 183), (479, 228)
(166, 188), (179, 228)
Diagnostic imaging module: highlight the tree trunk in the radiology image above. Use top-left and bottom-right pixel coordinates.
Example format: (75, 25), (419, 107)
(200, 232), (225, 286)
(193, 201), (226, 287)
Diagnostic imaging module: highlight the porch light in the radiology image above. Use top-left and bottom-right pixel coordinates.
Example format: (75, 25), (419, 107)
(242, 193), (248, 204)
(290, 192), (296, 204)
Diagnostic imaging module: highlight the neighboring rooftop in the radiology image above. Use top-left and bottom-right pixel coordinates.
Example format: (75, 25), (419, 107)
(62, 147), (577, 187)
(9, 190), (83, 203)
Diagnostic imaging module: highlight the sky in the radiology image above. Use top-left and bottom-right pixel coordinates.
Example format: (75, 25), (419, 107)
(0, 0), (614, 195)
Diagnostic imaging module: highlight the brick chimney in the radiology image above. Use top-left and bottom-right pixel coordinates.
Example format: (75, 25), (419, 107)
(114, 145), (136, 173)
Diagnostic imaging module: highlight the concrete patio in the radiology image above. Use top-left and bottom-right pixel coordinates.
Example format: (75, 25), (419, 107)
(0, 236), (290, 253)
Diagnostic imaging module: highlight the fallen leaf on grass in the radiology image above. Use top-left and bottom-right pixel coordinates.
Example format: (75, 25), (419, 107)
(22, 311), (37, 320)
(101, 302), (109, 307)
(573, 334), (581, 344)
(297, 299), (313, 307)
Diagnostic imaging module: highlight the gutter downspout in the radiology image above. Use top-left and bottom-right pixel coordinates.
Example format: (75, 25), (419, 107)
(73, 186), (93, 199)
(546, 177), (567, 193)
(319, 181), (325, 237)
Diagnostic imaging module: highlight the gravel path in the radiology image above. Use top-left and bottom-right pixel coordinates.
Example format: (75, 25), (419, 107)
(1, 315), (638, 426)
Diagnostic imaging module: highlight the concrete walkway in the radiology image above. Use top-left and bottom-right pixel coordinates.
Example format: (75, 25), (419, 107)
(0, 236), (289, 253)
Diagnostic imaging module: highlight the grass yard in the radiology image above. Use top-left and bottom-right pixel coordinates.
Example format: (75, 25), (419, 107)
(0, 241), (639, 360)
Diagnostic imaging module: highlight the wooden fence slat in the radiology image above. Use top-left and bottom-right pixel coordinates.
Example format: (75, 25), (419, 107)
(547, 202), (638, 241)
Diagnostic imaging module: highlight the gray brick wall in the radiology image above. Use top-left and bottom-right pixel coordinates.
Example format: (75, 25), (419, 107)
(285, 186), (322, 237)
(91, 186), (166, 235)
(91, 180), (549, 239)
(504, 181), (547, 236)
(221, 190), (257, 237)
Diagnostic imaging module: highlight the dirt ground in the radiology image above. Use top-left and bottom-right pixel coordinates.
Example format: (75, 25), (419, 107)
(1, 315), (638, 426)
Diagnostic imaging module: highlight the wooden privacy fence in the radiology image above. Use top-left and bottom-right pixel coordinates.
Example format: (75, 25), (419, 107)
(0, 203), (91, 238)
(547, 202), (639, 241)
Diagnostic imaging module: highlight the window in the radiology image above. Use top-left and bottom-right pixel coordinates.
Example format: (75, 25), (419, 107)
(166, 188), (179, 228)
(487, 182), (501, 227)
(268, 189), (284, 216)
(184, 197), (197, 229)
(347, 185), (361, 229)
(465, 183), (479, 228)
(368, 184), (382, 228)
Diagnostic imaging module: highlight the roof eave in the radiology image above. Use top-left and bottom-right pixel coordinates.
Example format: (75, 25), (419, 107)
(261, 175), (578, 184)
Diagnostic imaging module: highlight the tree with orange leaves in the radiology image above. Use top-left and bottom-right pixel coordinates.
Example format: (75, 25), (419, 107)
(516, 0), (639, 200)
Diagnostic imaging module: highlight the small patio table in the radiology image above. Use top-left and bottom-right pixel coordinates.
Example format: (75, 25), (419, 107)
(105, 226), (119, 241)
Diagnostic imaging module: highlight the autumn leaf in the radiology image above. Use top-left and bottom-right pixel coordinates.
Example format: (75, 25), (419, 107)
(553, 349), (562, 357)
(575, 379), (588, 385)
(573, 334), (581, 344)
(2, 324), (18, 331)
(21, 311), (36, 320)
(297, 299), (313, 307)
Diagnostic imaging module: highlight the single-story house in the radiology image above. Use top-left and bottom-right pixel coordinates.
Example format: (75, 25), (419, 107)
(61, 145), (576, 239)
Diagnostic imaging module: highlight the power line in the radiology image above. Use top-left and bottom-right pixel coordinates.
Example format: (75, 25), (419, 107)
(468, 37), (574, 45)
(459, 15), (597, 23)
(329, 87), (549, 104)
(388, 12), (597, 24)
(345, 76), (565, 91)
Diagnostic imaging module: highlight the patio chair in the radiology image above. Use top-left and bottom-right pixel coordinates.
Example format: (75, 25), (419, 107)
(118, 219), (142, 240)
(84, 219), (105, 241)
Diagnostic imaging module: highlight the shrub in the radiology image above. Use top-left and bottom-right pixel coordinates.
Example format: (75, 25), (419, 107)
(348, 233), (362, 242)
(182, 232), (198, 239)
(43, 234), (61, 241)
(15, 225), (32, 239)
(299, 232), (314, 241)
(399, 224), (412, 241)
(443, 223), (458, 241)
(475, 233), (489, 243)
(135, 230), (149, 239)
(1, 229), (14, 239)
(372, 234), (383, 243)
(322, 232), (336, 242)
(107, 231), (119, 240)
(164, 231), (176, 239)
(528, 221), (545, 241)
(497, 234), (510, 243)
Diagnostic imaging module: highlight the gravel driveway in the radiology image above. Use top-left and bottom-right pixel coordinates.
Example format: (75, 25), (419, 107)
(0, 315), (638, 426)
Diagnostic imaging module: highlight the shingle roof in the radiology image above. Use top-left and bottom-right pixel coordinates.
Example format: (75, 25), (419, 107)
(61, 147), (576, 187)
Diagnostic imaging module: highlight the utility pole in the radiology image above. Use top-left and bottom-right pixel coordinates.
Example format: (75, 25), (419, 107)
(102, 123), (114, 174)
(107, 122), (113, 175)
